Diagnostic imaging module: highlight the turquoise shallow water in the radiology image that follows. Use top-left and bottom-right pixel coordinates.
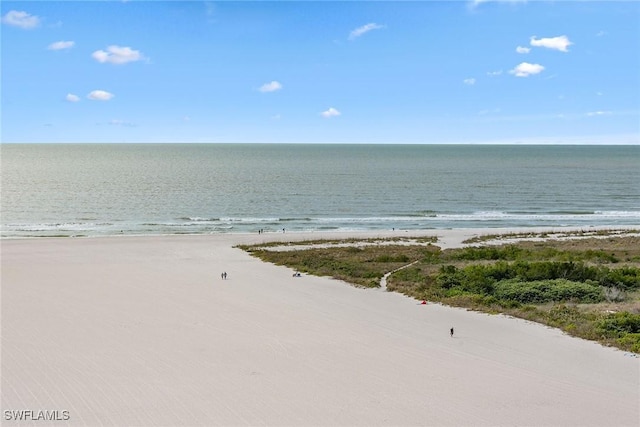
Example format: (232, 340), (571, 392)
(1, 144), (639, 237)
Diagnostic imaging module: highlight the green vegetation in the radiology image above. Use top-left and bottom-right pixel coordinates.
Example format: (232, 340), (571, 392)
(237, 235), (437, 249)
(241, 243), (438, 288)
(241, 235), (640, 353)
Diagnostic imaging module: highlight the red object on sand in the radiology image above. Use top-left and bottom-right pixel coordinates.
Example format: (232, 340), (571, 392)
(421, 300), (427, 305)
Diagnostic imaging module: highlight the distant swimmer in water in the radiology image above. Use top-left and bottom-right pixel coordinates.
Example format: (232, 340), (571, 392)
(450, 327), (454, 338)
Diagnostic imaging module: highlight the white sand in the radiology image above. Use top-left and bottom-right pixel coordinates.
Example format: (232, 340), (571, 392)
(2, 229), (639, 426)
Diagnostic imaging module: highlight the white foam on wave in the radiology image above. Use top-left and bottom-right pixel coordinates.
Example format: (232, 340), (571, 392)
(432, 211), (640, 221)
(3, 210), (639, 237)
(594, 210), (640, 217)
(6, 222), (107, 232)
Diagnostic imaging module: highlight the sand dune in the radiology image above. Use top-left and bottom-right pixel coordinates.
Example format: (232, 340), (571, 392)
(2, 230), (639, 426)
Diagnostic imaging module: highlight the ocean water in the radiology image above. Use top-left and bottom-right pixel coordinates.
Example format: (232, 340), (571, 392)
(1, 144), (639, 238)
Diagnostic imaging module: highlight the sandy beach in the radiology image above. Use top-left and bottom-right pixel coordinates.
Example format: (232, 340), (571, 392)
(2, 229), (639, 426)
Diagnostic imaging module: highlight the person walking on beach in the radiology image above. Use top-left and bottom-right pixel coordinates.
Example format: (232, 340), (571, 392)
(450, 327), (454, 338)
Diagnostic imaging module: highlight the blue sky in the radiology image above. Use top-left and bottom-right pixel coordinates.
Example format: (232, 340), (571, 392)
(2, 0), (639, 144)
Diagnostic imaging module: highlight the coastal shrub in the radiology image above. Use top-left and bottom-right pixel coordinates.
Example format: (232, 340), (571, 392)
(447, 244), (629, 264)
(367, 279), (380, 288)
(508, 261), (595, 282)
(421, 249), (441, 263)
(616, 333), (640, 353)
(498, 299), (523, 309)
(584, 250), (619, 263)
(436, 265), (462, 289)
(374, 254), (410, 263)
(281, 253), (377, 283)
(596, 312), (640, 336)
(491, 262), (637, 288)
(346, 247), (363, 254)
(392, 267), (427, 283)
(461, 265), (497, 294)
(596, 313), (640, 352)
(484, 261), (515, 281)
(435, 261), (640, 302)
(453, 245), (525, 261)
(535, 247), (562, 260)
(544, 304), (585, 329)
(435, 264), (496, 295)
(443, 290), (488, 308)
(444, 287), (468, 298)
(595, 267), (640, 290)
(493, 279), (602, 304)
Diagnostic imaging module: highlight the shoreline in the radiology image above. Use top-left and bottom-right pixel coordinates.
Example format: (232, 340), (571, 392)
(2, 227), (639, 425)
(3, 219), (640, 240)
(3, 223), (639, 243)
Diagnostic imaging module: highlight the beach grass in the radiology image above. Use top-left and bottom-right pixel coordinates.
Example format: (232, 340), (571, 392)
(241, 233), (640, 353)
(240, 235), (438, 249)
(239, 243), (440, 288)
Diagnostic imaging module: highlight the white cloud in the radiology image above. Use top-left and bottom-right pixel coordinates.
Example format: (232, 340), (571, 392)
(48, 40), (75, 51)
(320, 107), (341, 118)
(259, 81), (283, 93)
(87, 90), (114, 101)
(596, 30), (607, 37)
(463, 78), (476, 85)
(516, 46), (530, 54)
(349, 23), (385, 40)
(65, 93), (80, 102)
(271, 114), (282, 120)
(92, 45), (145, 64)
(530, 35), (572, 52)
(487, 70), (503, 77)
(509, 62), (544, 77)
(586, 111), (612, 117)
(1, 10), (40, 29)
